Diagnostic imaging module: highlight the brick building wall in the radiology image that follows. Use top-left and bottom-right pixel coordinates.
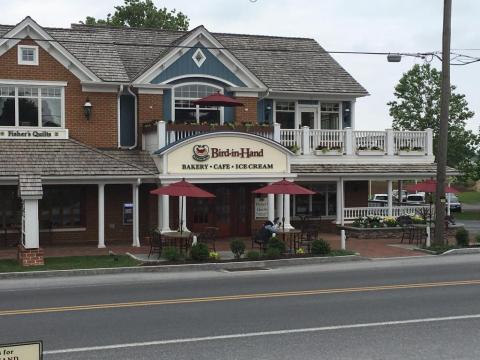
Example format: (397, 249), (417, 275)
(0, 39), (118, 148)
(234, 97), (258, 124)
(137, 93), (163, 148)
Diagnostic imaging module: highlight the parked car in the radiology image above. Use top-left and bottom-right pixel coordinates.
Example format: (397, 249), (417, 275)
(406, 193), (426, 205)
(393, 189), (408, 202)
(373, 194), (388, 202)
(448, 194), (462, 212)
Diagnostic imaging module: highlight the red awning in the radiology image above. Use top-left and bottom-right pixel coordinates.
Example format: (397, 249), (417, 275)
(253, 179), (316, 195)
(405, 179), (459, 194)
(192, 92), (244, 107)
(150, 180), (215, 198)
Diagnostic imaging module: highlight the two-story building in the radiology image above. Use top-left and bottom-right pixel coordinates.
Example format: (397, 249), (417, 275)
(0, 17), (453, 265)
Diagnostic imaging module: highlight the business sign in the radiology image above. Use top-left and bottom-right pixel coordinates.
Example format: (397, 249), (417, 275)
(166, 135), (289, 174)
(0, 341), (42, 360)
(255, 197), (268, 219)
(0, 128), (69, 139)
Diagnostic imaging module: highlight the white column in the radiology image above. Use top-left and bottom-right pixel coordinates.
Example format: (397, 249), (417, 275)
(386, 129), (395, 156)
(98, 183), (105, 248)
(23, 199), (40, 249)
(447, 182), (451, 216)
(344, 127), (354, 155)
(350, 100), (356, 129)
(158, 120), (167, 148)
(157, 195), (162, 230)
(283, 194), (293, 229)
(276, 194), (284, 222)
(161, 195), (171, 232)
(387, 180), (393, 216)
(426, 128), (434, 156)
(267, 194), (275, 222)
(336, 178), (343, 225)
(178, 196), (188, 231)
(301, 126), (310, 155)
(132, 183), (140, 247)
(273, 122), (281, 143)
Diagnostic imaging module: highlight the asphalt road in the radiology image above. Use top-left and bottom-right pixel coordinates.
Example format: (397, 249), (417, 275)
(2, 255), (480, 359)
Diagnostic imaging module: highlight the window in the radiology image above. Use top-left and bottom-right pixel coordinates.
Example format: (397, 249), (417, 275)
(0, 188), (21, 228)
(18, 45), (39, 65)
(39, 187), (84, 228)
(292, 183), (337, 217)
(0, 85), (63, 127)
(321, 103), (340, 129)
(275, 101), (295, 129)
(173, 84), (221, 124)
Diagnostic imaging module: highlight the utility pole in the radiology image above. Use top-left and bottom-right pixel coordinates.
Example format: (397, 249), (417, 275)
(434, 0), (451, 245)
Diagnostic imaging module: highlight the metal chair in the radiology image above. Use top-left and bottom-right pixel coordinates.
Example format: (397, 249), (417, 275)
(148, 229), (163, 259)
(397, 216), (414, 244)
(298, 224), (319, 253)
(252, 228), (268, 252)
(197, 226), (219, 251)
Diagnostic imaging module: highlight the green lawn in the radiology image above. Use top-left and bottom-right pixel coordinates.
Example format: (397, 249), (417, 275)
(454, 211), (480, 221)
(458, 191), (480, 204)
(0, 255), (140, 273)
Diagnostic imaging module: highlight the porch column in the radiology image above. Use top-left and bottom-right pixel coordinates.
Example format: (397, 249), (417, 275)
(267, 193), (275, 222)
(336, 178), (344, 225)
(98, 183), (105, 248)
(387, 180), (393, 216)
(283, 194), (293, 229)
(447, 182), (451, 216)
(161, 195), (171, 232)
(157, 195), (162, 230)
(178, 196), (189, 232)
(132, 183), (140, 247)
(276, 194), (283, 222)
(23, 199), (40, 249)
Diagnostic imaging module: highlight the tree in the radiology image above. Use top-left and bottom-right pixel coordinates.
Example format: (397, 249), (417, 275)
(388, 63), (479, 180)
(81, 0), (189, 31)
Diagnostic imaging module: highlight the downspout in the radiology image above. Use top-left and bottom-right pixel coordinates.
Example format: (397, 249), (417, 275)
(127, 86), (138, 150)
(117, 84), (138, 150)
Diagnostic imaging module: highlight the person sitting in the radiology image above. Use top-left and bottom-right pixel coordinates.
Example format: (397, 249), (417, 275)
(253, 219), (280, 251)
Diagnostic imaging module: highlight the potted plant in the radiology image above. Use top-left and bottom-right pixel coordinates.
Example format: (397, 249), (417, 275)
(357, 145), (385, 155)
(398, 146), (424, 156)
(314, 145), (342, 156)
(287, 144), (300, 154)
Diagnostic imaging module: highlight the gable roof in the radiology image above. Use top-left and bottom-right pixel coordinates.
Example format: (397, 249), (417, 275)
(0, 18), (368, 95)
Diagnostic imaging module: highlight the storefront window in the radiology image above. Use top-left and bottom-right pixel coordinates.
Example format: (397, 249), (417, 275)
(0, 188), (21, 228)
(174, 84), (221, 124)
(275, 101), (295, 129)
(0, 85), (63, 128)
(40, 187), (84, 228)
(292, 183), (337, 217)
(321, 102), (340, 129)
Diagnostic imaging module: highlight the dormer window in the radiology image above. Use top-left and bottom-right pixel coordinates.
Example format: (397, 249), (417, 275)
(18, 45), (39, 66)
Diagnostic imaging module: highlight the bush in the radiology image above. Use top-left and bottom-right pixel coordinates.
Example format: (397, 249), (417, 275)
(190, 243), (210, 261)
(311, 239), (331, 255)
(163, 246), (181, 262)
(230, 239), (246, 260)
(246, 250), (261, 261)
(265, 247), (281, 259)
(267, 236), (286, 254)
(209, 251), (220, 261)
(455, 228), (469, 247)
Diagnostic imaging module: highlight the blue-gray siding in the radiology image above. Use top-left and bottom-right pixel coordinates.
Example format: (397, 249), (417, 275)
(119, 94), (136, 147)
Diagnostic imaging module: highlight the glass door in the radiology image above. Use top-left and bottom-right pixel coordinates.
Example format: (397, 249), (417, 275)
(299, 108), (317, 129)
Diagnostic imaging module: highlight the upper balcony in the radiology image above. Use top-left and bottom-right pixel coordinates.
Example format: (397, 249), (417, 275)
(142, 122), (434, 164)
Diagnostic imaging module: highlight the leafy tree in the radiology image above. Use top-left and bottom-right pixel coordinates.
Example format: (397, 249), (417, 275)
(82, 0), (189, 30)
(388, 63), (479, 180)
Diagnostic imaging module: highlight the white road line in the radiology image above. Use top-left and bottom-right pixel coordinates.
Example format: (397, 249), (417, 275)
(44, 313), (480, 355)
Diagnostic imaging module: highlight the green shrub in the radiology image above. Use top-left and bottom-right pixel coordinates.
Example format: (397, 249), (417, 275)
(267, 236), (286, 254)
(476, 233), (480, 243)
(230, 239), (246, 260)
(190, 243), (210, 261)
(246, 250), (261, 261)
(455, 228), (469, 247)
(311, 239), (331, 255)
(163, 246), (181, 262)
(209, 251), (220, 261)
(265, 247), (281, 259)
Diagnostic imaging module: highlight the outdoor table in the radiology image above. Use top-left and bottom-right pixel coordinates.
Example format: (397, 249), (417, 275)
(162, 231), (194, 253)
(276, 228), (301, 253)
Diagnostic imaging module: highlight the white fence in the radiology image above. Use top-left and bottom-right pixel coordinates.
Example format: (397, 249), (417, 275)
(393, 131), (427, 153)
(354, 131), (386, 151)
(343, 206), (430, 220)
(280, 129), (302, 149)
(309, 129), (345, 151)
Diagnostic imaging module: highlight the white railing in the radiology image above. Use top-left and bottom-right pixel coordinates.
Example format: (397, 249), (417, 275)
(280, 129), (302, 149)
(343, 206), (430, 220)
(394, 131), (427, 153)
(167, 129), (208, 144)
(310, 129), (345, 151)
(354, 131), (386, 151)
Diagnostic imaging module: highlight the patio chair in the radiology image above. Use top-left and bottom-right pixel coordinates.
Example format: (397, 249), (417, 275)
(397, 216), (414, 244)
(197, 227), (218, 251)
(298, 225), (319, 253)
(148, 229), (162, 259)
(252, 228), (268, 252)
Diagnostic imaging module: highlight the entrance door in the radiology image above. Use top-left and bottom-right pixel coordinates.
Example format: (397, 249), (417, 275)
(299, 108), (317, 129)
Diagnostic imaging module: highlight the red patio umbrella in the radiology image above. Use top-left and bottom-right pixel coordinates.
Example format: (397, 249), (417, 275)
(150, 179), (215, 233)
(405, 179), (459, 194)
(253, 179), (316, 234)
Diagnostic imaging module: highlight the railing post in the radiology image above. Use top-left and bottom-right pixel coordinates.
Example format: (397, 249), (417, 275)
(273, 122), (281, 143)
(344, 127), (353, 155)
(301, 126), (310, 155)
(158, 120), (166, 148)
(386, 129), (395, 156)
(426, 128), (433, 156)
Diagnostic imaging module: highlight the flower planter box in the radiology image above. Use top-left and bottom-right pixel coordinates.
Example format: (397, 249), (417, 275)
(166, 123), (273, 133)
(356, 150), (385, 156)
(314, 150), (343, 156)
(398, 150), (425, 156)
(339, 225), (461, 239)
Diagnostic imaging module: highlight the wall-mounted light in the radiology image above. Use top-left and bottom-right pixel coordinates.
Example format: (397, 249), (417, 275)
(83, 98), (92, 120)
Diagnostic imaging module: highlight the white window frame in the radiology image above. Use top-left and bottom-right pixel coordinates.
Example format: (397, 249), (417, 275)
(319, 101), (342, 130)
(0, 82), (65, 128)
(171, 82), (224, 124)
(273, 100), (296, 128)
(18, 45), (39, 66)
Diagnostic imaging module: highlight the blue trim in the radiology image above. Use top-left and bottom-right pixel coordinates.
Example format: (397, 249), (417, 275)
(342, 101), (351, 128)
(119, 94), (136, 147)
(163, 89), (172, 121)
(257, 99), (273, 124)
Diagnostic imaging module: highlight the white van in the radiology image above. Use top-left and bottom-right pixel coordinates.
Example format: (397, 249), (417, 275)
(406, 193), (426, 205)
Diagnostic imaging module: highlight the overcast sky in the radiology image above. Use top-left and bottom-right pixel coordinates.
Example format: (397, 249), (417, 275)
(1, 0), (479, 131)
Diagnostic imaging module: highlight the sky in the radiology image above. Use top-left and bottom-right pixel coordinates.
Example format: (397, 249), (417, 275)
(1, 0), (479, 131)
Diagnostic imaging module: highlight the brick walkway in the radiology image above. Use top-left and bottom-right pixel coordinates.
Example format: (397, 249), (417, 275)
(0, 233), (431, 260)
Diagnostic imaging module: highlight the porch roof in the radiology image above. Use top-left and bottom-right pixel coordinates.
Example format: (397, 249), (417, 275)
(291, 163), (459, 176)
(0, 139), (158, 179)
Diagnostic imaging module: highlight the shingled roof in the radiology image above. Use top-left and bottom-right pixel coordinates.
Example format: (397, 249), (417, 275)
(0, 139), (158, 178)
(291, 164), (459, 176)
(0, 21), (368, 95)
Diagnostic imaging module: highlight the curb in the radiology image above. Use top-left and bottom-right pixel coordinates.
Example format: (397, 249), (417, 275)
(0, 254), (365, 280)
(441, 248), (480, 255)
